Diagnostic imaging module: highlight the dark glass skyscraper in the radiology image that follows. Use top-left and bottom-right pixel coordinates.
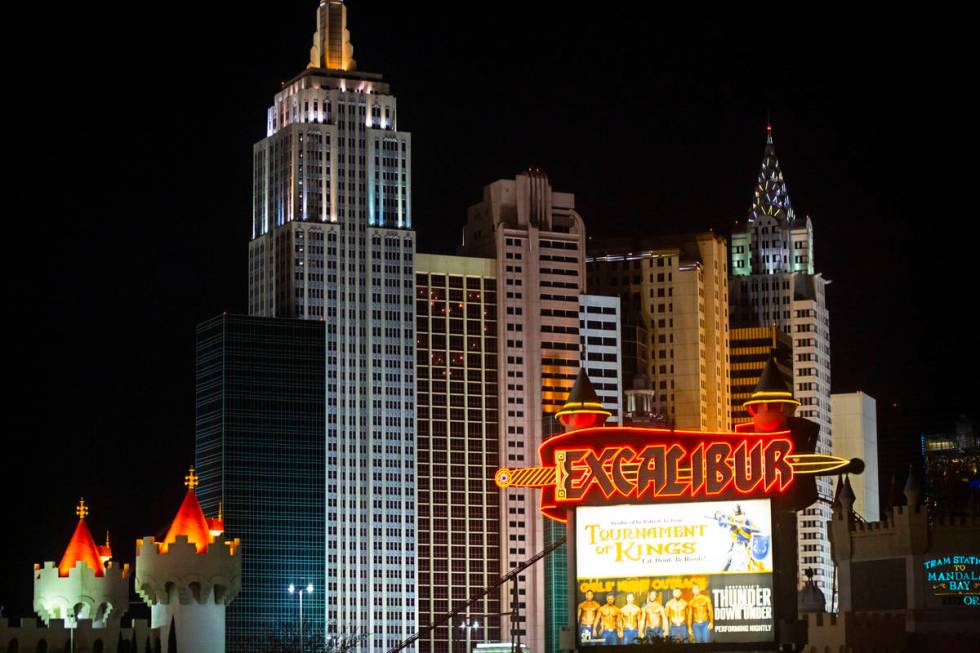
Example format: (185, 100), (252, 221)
(195, 314), (326, 650)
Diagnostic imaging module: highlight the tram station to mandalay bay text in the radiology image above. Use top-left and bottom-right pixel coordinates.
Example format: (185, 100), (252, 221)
(495, 362), (863, 649)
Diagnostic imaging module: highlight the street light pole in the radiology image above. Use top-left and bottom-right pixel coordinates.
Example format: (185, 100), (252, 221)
(289, 583), (314, 653)
(458, 618), (480, 653)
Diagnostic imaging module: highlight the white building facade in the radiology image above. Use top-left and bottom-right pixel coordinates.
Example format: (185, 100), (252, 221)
(460, 170), (587, 653)
(578, 295), (623, 425)
(831, 391), (880, 522)
(730, 126), (834, 607)
(246, 2), (417, 650)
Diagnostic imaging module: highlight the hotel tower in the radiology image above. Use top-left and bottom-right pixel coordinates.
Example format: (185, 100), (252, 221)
(201, 2), (417, 650)
(730, 125), (834, 607)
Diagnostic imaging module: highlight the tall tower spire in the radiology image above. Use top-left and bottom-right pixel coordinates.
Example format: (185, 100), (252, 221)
(748, 123), (794, 225)
(309, 0), (356, 71)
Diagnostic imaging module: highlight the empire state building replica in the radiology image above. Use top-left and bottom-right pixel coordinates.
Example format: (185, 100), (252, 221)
(247, 1), (417, 650)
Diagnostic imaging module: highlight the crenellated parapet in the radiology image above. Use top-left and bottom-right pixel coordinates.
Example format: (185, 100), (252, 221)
(135, 534), (241, 608)
(133, 469), (242, 653)
(33, 558), (130, 627)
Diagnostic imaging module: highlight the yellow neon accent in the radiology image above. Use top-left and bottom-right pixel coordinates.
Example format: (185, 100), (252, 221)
(743, 398), (801, 407)
(555, 408), (613, 418)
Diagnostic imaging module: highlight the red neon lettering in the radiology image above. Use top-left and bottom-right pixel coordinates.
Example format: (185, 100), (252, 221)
(689, 443), (705, 496)
(611, 448), (635, 497)
(659, 445), (686, 497)
(704, 442), (734, 494)
(634, 445), (663, 498)
(732, 441), (764, 494)
(582, 448), (617, 497)
(763, 439), (793, 492)
(551, 437), (793, 507)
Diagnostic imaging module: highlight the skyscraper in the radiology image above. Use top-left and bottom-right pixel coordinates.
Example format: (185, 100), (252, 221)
(204, 3), (417, 650)
(729, 125), (834, 604)
(414, 254), (502, 653)
(196, 314), (326, 651)
(587, 233), (732, 431)
(460, 170), (586, 653)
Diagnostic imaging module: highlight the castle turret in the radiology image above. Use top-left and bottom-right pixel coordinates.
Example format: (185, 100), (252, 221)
(555, 368), (611, 431)
(33, 498), (130, 628)
(136, 468), (241, 653)
(743, 357), (801, 432)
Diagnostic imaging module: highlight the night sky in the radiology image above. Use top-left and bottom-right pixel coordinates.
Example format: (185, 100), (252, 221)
(3, 3), (973, 616)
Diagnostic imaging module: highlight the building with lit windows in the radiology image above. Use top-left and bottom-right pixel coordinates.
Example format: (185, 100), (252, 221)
(459, 169), (587, 653)
(413, 247), (622, 653)
(729, 125), (834, 606)
(203, 3), (418, 650)
(413, 254), (502, 653)
(586, 232), (731, 432)
(730, 325), (792, 425)
(195, 314), (325, 650)
(920, 415), (979, 518)
(577, 295), (623, 425)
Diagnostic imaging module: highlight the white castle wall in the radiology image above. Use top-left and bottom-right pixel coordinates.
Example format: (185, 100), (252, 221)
(33, 560), (130, 628)
(135, 534), (241, 653)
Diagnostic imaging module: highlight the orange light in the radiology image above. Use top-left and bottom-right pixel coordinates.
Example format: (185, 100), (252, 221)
(58, 518), (106, 577)
(161, 490), (213, 554)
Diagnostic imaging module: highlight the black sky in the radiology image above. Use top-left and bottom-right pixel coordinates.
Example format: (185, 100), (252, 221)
(3, 3), (975, 615)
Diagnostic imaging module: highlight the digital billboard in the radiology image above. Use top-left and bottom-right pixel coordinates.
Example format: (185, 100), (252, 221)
(575, 499), (774, 645)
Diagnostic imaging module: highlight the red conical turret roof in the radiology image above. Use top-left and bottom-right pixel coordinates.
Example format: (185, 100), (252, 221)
(58, 499), (106, 577)
(161, 468), (212, 553)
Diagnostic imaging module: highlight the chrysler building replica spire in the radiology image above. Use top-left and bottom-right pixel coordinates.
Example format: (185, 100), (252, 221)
(730, 125), (834, 608)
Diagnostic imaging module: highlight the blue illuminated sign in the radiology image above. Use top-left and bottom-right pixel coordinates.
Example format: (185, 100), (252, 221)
(923, 556), (980, 607)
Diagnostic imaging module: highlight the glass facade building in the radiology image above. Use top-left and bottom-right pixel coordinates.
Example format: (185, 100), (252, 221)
(414, 255), (502, 653)
(195, 314), (326, 650)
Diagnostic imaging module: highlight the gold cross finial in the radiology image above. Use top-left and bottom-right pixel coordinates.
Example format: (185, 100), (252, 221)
(76, 498), (89, 520)
(184, 467), (199, 490)
(218, 501), (223, 522)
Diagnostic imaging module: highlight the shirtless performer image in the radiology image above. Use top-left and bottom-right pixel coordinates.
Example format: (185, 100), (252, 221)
(577, 590), (600, 643)
(640, 590), (667, 640)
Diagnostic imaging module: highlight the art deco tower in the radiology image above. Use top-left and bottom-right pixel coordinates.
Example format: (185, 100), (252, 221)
(237, 2), (417, 650)
(730, 125), (834, 606)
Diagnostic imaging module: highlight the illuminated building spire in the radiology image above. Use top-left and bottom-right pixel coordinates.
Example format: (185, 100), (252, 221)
(748, 123), (795, 225)
(309, 0), (356, 71)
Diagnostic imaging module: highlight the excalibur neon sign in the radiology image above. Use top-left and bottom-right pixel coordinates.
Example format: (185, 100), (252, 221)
(499, 364), (863, 522)
(495, 426), (855, 522)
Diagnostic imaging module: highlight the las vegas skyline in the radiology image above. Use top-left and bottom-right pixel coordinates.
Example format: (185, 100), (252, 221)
(3, 1), (972, 618)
